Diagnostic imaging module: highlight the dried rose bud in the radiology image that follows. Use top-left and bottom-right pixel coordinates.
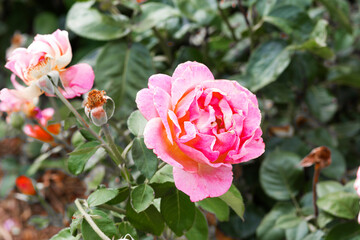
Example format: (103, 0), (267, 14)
(15, 175), (36, 195)
(300, 146), (331, 169)
(84, 89), (114, 126)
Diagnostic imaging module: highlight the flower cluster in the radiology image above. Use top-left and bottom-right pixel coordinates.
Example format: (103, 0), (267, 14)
(136, 61), (265, 201)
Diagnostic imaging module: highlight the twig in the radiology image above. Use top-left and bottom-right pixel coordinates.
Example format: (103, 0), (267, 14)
(217, 0), (238, 42)
(152, 27), (173, 64)
(313, 164), (320, 217)
(75, 199), (111, 240)
(238, 0), (254, 50)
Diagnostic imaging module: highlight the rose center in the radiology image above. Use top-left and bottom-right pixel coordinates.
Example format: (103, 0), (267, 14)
(26, 56), (52, 84)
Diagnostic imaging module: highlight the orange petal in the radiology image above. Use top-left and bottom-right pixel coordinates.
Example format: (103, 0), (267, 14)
(16, 175), (36, 195)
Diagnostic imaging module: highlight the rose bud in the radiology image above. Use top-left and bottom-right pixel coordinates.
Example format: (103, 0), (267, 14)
(15, 175), (36, 195)
(84, 89), (115, 126)
(136, 61), (265, 202)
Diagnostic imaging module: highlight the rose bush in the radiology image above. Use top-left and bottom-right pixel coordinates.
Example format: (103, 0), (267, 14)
(136, 61), (265, 201)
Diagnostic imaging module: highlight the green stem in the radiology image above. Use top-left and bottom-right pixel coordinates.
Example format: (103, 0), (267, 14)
(217, 0), (238, 42)
(238, 0), (254, 50)
(313, 164), (320, 217)
(102, 124), (132, 186)
(75, 199), (111, 240)
(99, 204), (126, 215)
(152, 27), (173, 64)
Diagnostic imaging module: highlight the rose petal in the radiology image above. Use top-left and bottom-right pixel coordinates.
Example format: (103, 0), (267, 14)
(136, 89), (158, 120)
(148, 74), (172, 95)
(171, 61), (214, 105)
(153, 87), (173, 143)
(144, 118), (198, 171)
(227, 128), (265, 163)
(173, 163), (233, 202)
(59, 63), (94, 99)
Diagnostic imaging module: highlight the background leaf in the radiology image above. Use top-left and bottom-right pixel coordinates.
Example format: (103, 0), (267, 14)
(66, 0), (130, 40)
(260, 150), (303, 200)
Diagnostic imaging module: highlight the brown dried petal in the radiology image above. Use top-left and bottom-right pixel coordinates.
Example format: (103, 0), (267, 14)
(300, 146), (331, 169)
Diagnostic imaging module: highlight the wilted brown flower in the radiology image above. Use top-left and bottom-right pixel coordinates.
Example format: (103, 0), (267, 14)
(300, 146), (331, 169)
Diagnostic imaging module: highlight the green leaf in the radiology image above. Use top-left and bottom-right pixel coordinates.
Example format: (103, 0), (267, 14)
(150, 164), (174, 184)
(70, 211), (83, 235)
(95, 41), (155, 116)
(106, 187), (130, 205)
(246, 40), (291, 92)
(305, 86), (338, 123)
(303, 231), (324, 240)
(160, 189), (196, 236)
(260, 150), (303, 200)
(87, 188), (120, 207)
(174, 0), (217, 25)
(130, 184), (155, 213)
(317, 181), (344, 198)
(321, 148), (346, 180)
(219, 184), (245, 220)
(317, 0), (352, 34)
(317, 192), (359, 219)
(185, 208), (209, 240)
(151, 182), (176, 198)
(118, 222), (138, 240)
(133, 2), (180, 32)
(50, 228), (79, 240)
(68, 141), (100, 175)
(126, 203), (164, 236)
(325, 221), (360, 240)
(28, 215), (50, 229)
(66, 0), (130, 40)
(79, 128), (98, 142)
(81, 209), (119, 240)
(198, 197), (229, 221)
(275, 212), (302, 229)
(285, 221), (309, 240)
(127, 110), (147, 137)
(265, 5), (313, 39)
(131, 138), (158, 179)
(256, 203), (294, 240)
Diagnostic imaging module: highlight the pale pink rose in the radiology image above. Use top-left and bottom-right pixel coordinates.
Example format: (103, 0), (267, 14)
(0, 75), (39, 121)
(5, 29), (94, 99)
(136, 61), (265, 202)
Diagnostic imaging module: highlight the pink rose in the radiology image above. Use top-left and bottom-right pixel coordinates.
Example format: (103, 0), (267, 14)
(5, 29), (94, 99)
(136, 61), (265, 202)
(355, 167), (360, 224)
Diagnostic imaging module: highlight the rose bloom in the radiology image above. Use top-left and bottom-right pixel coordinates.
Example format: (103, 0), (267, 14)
(23, 108), (61, 143)
(5, 29), (94, 99)
(354, 167), (360, 223)
(136, 61), (265, 202)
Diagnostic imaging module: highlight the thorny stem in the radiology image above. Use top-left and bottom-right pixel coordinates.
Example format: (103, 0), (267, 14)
(313, 164), (320, 217)
(217, 0), (238, 42)
(152, 27), (173, 64)
(75, 199), (111, 240)
(52, 85), (131, 186)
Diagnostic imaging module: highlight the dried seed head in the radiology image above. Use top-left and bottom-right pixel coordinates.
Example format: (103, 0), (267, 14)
(84, 89), (107, 110)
